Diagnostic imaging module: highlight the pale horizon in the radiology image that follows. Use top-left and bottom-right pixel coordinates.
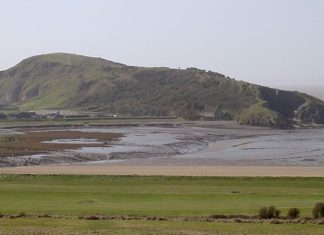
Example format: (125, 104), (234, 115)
(1, 0), (324, 99)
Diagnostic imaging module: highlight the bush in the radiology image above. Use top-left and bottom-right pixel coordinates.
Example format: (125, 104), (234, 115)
(268, 206), (281, 219)
(258, 207), (268, 219)
(258, 206), (281, 219)
(287, 208), (300, 219)
(313, 202), (324, 219)
(83, 215), (102, 220)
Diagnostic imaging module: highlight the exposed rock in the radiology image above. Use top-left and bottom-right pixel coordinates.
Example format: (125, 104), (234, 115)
(294, 103), (324, 124)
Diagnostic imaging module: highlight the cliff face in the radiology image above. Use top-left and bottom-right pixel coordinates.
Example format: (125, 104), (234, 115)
(294, 103), (324, 123)
(1, 53), (324, 128)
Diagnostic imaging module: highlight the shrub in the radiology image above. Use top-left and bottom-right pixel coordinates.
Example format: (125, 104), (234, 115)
(258, 207), (268, 219)
(258, 206), (281, 219)
(84, 215), (102, 220)
(287, 208), (300, 219)
(268, 206), (281, 219)
(313, 202), (324, 219)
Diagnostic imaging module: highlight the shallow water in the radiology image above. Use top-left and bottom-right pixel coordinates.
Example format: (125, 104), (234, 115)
(42, 138), (104, 144)
(74, 145), (148, 154)
(72, 127), (186, 156)
(74, 127), (182, 145)
(66, 126), (324, 165)
(4, 124), (324, 166)
(178, 128), (324, 166)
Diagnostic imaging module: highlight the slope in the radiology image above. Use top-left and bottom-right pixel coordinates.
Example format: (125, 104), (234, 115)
(0, 53), (324, 128)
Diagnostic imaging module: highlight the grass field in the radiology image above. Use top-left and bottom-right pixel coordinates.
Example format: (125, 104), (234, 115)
(0, 175), (323, 234)
(1, 218), (324, 235)
(0, 117), (182, 128)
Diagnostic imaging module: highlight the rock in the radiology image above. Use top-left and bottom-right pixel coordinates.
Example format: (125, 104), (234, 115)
(294, 103), (324, 124)
(316, 220), (324, 225)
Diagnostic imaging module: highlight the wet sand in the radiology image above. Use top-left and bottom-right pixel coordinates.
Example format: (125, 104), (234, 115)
(1, 121), (324, 174)
(1, 165), (324, 177)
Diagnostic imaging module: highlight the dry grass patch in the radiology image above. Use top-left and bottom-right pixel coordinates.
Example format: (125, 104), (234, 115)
(0, 129), (121, 156)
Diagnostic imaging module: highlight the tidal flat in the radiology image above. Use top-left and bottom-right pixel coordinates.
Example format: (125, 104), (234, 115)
(0, 121), (324, 167)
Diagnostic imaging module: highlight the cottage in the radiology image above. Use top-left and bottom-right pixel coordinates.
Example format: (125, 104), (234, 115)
(199, 106), (230, 121)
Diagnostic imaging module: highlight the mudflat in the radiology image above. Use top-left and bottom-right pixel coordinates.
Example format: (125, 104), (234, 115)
(0, 129), (121, 156)
(1, 121), (324, 174)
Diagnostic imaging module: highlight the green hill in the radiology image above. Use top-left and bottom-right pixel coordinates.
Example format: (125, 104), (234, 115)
(1, 53), (324, 128)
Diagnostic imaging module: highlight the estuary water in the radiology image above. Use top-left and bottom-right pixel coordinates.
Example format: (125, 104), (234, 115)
(73, 125), (324, 166)
(2, 123), (324, 166)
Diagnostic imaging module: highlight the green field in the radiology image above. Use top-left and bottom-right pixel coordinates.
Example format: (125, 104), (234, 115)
(0, 117), (182, 128)
(0, 175), (323, 234)
(1, 218), (323, 235)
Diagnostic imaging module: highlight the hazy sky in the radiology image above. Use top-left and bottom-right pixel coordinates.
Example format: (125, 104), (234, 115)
(1, 0), (323, 94)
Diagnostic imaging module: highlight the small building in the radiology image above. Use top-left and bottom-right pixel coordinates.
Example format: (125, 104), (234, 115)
(199, 105), (231, 121)
(199, 107), (215, 120)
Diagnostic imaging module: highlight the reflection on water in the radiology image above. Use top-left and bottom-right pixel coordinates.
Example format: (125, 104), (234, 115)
(180, 128), (324, 165)
(74, 146), (147, 154)
(59, 127), (324, 165)
(42, 139), (104, 144)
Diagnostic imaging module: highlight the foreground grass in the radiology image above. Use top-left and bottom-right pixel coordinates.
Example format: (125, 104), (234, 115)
(0, 175), (324, 216)
(0, 218), (323, 235)
(0, 175), (324, 234)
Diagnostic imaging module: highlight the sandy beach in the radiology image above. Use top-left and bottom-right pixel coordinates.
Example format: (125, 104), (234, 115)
(1, 165), (324, 177)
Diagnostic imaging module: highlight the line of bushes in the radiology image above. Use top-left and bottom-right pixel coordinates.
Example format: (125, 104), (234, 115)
(258, 202), (324, 219)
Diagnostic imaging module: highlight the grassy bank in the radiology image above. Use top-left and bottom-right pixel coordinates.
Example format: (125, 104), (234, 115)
(0, 117), (182, 128)
(0, 218), (323, 235)
(0, 175), (323, 234)
(0, 175), (323, 216)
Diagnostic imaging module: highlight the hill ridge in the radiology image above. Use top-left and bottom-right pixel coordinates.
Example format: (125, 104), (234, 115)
(1, 53), (324, 128)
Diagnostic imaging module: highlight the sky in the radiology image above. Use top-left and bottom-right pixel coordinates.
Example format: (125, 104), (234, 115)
(1, 0), (323, 98)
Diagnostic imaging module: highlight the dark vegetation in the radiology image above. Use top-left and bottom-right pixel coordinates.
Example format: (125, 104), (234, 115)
(258, 203), (324, 220)
(1, 53), (324, 128)
(259, 87), (305, 118)
(287, 208), (300, 219)
(258, 206), (281, 219)
(312, 202), (324, 219)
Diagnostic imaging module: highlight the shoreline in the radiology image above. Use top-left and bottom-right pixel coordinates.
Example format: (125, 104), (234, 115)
(1, 165), (324, 177)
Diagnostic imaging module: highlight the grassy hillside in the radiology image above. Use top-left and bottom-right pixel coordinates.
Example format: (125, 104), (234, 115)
(1, 53), (324, 128)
